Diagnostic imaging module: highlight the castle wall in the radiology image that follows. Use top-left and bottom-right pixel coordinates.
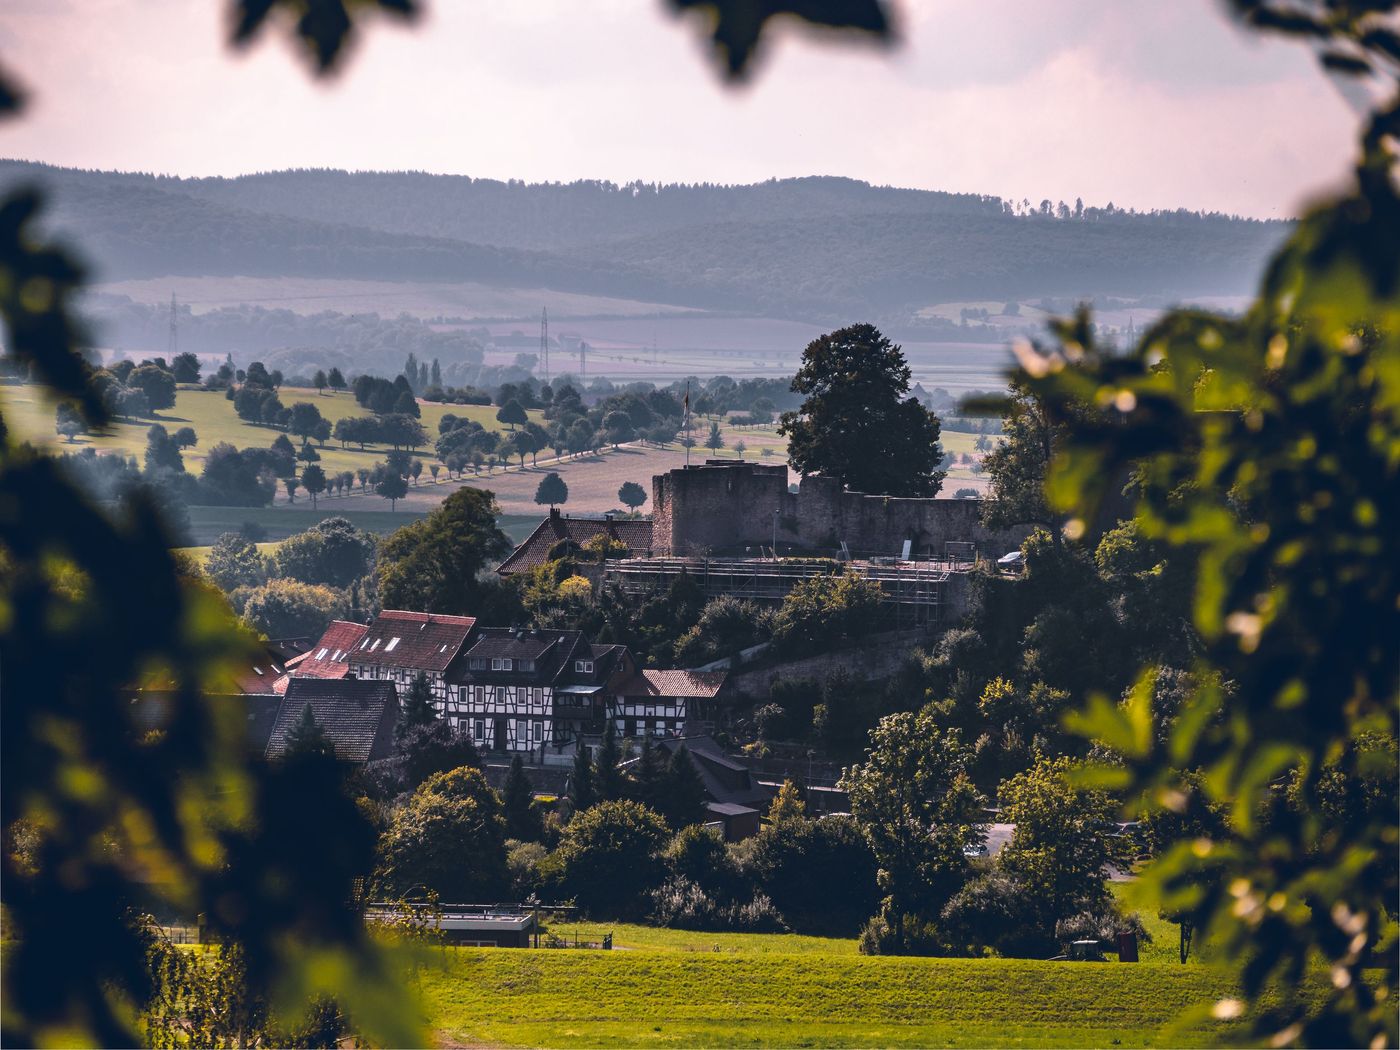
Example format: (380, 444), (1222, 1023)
(653, 461), (1026, 558)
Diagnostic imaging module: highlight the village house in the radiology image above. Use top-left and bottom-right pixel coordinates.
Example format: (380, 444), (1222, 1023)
(345, 610), (478, 710)
(608, 669), (728, 739)
(445, 628), (634, 754)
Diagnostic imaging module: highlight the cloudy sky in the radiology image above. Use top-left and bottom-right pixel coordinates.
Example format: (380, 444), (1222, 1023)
(0, 1), (1360, 218)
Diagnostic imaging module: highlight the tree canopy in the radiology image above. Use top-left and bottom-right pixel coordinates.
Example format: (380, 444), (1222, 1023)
(377, 487), (511, 614)
(779, 324), (946, 497)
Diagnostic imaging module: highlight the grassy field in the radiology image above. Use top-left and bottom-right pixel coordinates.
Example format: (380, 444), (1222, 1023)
(0, 381), (545, 482)
(415, 922), (1259, 1049)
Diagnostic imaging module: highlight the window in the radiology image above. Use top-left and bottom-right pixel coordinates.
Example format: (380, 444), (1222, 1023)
(520, 659), (536, 672)
(491, 657), (503, 671)
(503, 658), (513, 671)
(469, 657), (486, 670)
(369, 638), (381, 651)
(574, 660), (594, 674)
(459, 687), (467, 705)
(316, 648), (329, 660)
(533, 720), (544, 743)
(474, 719), (484, 740)
(385, 637), (401, 652)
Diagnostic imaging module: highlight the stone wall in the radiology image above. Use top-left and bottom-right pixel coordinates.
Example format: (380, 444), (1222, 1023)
(652, 460), (1026, 558)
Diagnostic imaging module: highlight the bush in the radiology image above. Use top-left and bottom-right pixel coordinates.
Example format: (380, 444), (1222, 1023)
(740, 816), (878, 934)
(507, 840), (549, 900)
(1054, 907), (1152, 957)
(938, 872), (1049, 958)
(550, 800), (670, 918)
(650, 877), (786, 932)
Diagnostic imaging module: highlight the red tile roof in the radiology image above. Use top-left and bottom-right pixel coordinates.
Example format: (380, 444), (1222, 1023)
(615, 669), (728, 699)
(286, 620), (369, 680)
(351, 610), (477, 672)
(497, 510), (652, 575)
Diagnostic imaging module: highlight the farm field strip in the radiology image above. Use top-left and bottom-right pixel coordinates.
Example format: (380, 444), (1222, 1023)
(418, 946), (1253, 1049)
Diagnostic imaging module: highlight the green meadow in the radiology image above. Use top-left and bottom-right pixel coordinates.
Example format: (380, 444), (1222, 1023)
(414, 922), (1262, 1048)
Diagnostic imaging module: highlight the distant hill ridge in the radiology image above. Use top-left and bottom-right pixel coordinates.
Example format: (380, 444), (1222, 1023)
(0, 160), (1289, 321)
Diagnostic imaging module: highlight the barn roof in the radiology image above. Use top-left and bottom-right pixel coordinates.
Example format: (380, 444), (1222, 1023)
(265, 678), (399, 764)
(497, 509), (652, 575)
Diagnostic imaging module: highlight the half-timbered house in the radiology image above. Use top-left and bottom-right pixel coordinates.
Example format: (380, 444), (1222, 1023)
(608, 670), (727, 739)
(445, 628), (634, 754)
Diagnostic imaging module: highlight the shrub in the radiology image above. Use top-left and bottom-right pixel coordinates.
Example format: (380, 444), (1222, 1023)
(938, 872), (1049, 958)
(741, 815), (878, 935)
(650, 877), (786, 932)
(240, 578), (347, 640)
(550, 800), (670, 918)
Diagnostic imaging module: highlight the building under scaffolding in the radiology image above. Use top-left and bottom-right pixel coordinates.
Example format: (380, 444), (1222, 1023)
(603, 557), (955, 631)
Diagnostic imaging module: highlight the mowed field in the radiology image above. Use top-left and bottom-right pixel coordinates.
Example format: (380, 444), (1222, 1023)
(415, 922), (1271, 1049)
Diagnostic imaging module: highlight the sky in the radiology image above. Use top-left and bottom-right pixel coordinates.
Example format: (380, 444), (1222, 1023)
(0, 0), (1362, 219)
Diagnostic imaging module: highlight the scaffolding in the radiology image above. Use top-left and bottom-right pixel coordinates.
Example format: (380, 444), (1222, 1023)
(604, 557), (952, 630)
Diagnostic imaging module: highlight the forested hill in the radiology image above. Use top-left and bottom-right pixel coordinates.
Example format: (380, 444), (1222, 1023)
(0, 161), (1289, 320)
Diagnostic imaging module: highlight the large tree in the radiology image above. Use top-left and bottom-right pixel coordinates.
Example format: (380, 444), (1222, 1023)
(534, 472), (568, 508)
(779, 324), (945, 497)
(376, 487), (510, 614)
(271, 516), (376, 589)
(978, 375), (1061, 534)
(840, 711), (984, 950)
(376, 767), (509, 902)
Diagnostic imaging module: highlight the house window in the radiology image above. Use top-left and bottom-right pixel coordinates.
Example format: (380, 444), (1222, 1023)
(459, 687), (467, 705)
(474, 686), (484, 704)
(574, 660), (593, 674)
(316, 648), (329, 660)
(385, 637), (401, 652)
(369, 638), (381, 651)
(469, 658), (486, 670)
(533, 720), (544, 743)
(491, 658), (503, 671)
(474, 719), (484, 739)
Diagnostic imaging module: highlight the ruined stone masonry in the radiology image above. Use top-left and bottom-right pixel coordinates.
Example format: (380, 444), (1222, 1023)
(651, 460), (1026, 559)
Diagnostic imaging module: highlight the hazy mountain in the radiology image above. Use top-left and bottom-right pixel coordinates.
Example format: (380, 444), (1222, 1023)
(0, 161), (1288, 322)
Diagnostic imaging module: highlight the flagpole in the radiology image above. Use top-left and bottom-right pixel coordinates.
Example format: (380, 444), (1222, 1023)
(684, 380), (691, 467)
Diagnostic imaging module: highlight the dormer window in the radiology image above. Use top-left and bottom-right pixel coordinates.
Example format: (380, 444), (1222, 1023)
(469, 657), (486, 670)
(491, 657), (514, 671)
(520, 659), (536, 672)
(575, 660), (594, 674)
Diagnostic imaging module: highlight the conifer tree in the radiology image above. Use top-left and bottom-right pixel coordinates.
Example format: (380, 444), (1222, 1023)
(503, 754), (541, 841)
(659, 745), (707, 829)
(630, 734), (666, 808)
(283, 704), (336, 761)
(594, 719), (624, 801)
(767, 778), (807, 824)
(570, 744), (597, 812)
(396, 671), (437, 742)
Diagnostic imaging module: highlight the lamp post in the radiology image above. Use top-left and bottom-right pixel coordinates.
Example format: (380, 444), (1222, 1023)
(772, 510), (779, 560)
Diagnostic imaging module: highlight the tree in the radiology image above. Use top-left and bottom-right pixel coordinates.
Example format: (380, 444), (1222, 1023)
(205, 531), (266, 591)
(496, 399), (527, 430)
(300, 463), (326, 508)
(313, 369), (328, 394)
(127, 363), (177, 411)
(503, 755), (542, 841)
(143, 424), (183, 475)
(593, 719), (625, 802)
(173, 425), (197, 449)
(240, 578), (347, 639)
(282, 704), (336, 761)
(779, 324), (946, 497)
(766, 779), (806, 824)
(171, 352), (201, 384)
(375, 470), (408, 511)
(979, 376), (1061, 534)
(551, 799), (670, 918)
(705, 421), (724, 451)
(733, 439), (747, 458)
(376, 767), (509, 902)
(271, 517), (376, 588)
(297, 439), (320, 465)
(617, 481), (647, 511)
(399, 671), (437, 734)
(327, 366), (346, 392)
(54, 403), (86, 442)
(996, 755), (1119, 941)
(534, 471), (568, 508)
(840, 712), (985, 951)
(409, 459), (423, 486)
(655, 746), (707, 829)
(570, 744), (597, 812)
(288, 401), (324, 441)
(429, 463), (440, 483)
(743, 815), (879, 935)
(284, 477), (299, 503)
(376, 487), (511, 614)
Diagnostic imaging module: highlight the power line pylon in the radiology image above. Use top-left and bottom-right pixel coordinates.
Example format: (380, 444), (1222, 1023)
(540, 306), (550, 385)
(167, 292), (178, 359)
